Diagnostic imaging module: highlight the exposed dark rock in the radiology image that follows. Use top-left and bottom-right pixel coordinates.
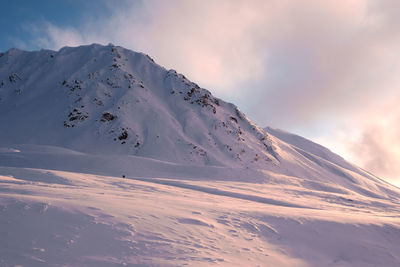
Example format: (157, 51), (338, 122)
(8, 74), (21, 83)
(229, 116), (238, 124)
(101, 112), (116, 122)
(118, 130), (128, 140)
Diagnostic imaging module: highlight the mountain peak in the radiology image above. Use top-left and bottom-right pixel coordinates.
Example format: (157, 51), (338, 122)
(0, 44), (278, 167)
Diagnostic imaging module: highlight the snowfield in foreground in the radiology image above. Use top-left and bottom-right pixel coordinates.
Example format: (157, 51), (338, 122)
(0, 145), (400, 267)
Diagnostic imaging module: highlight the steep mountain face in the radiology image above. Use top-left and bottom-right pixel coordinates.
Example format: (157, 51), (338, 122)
(0, 44), (277, 167)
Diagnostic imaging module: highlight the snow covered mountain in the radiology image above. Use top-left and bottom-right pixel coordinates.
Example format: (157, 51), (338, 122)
(0, 44), (277, 167)
(1, 44), (397, 198)
(0, 44), (400, 266)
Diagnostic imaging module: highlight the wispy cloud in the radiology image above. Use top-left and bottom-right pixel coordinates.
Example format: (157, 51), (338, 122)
(30, 22), (85, 49)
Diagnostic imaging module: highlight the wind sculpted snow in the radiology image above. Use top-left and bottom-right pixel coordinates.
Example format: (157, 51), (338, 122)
(0, 163), (399, 266)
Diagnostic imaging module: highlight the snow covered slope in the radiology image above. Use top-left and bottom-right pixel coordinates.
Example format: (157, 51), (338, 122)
(0, 44), (400, 266)
(264, 127), (400, 200)
(265, 126), (364, 175)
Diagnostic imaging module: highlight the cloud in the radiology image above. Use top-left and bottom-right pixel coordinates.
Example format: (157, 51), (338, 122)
(316, 96), (400, 186)
(348, 98), (400, 186)
(13, 0), (400, 185)
(354, 129), (400, 180)
(239, 0), (400, 129)
(36, 23), (85, 49)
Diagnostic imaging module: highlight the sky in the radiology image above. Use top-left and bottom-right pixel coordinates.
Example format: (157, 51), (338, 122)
(1, 0), (399, 186)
